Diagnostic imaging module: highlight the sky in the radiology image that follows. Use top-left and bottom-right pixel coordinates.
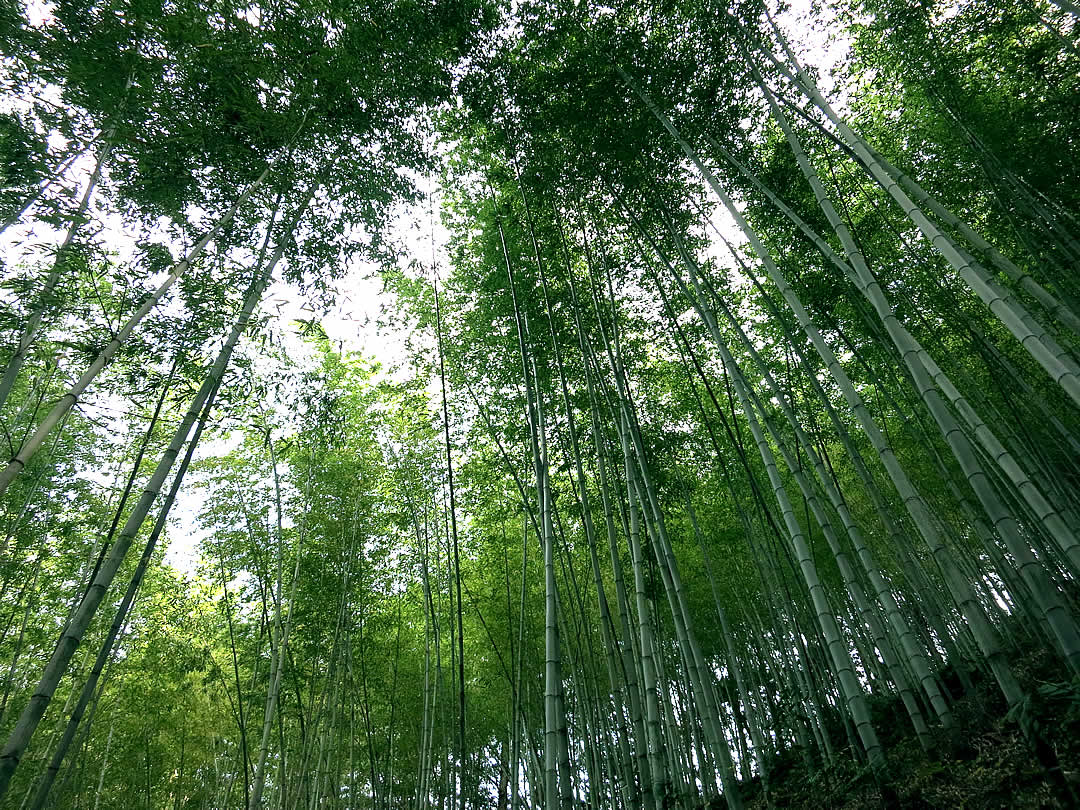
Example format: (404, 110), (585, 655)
(0, 0), (852, 576)
(159, 194), (449, 572)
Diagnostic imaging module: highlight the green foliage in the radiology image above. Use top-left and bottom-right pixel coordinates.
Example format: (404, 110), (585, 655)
(0, 0), (1078, 807)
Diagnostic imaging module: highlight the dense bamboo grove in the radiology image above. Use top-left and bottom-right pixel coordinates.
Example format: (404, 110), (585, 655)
(0, 0), (1077, 807)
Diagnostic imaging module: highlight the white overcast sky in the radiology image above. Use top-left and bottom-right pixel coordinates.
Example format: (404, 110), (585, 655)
(1, 0), (847, 574)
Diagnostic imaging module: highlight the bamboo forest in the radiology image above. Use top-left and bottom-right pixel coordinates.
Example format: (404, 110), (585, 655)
(1, 0), (1080, 807)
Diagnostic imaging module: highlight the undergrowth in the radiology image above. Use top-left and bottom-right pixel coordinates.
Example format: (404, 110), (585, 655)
(720, 642), (1080, 809)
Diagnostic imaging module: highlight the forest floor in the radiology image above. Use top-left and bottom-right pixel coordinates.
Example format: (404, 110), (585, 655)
(726, 643), (1080, 809)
